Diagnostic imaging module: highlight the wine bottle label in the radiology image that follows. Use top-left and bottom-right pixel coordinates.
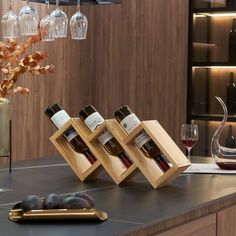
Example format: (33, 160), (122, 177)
(51, 110), (70, 129)
(120, 113), (141, 133)
(84, 112), (104, 132)
(120, 113), (151, 148)
(97, 129), (113, 145)
(134, 131), (152, 148)
(64, 128), (78, 142)
(51, 110), (77, 142)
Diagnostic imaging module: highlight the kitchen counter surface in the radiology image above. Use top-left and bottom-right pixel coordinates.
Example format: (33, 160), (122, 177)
(0, 156), (236, 236)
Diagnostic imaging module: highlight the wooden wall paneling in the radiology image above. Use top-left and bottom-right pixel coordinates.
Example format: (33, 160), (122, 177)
(0, 0), (189, 161)
(217, 205), (236, 236)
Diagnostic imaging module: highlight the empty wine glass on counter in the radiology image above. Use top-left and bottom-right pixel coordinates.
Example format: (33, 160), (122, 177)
(19, 0), (39, 36)
(40, 0), (56, 41)
(70, 0), (88, 40)
(1, 0), (18, 39)
(181, 124), (198, 161)
(50, 0), (68, 38)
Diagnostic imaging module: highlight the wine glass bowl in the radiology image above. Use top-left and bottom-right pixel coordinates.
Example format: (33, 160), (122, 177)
(40, 1), (55, 41)
(70, 11), (88, 40)
(1, 10), (18, 39)
(1, 0), (18, 39)
(19, 3), (39, 36)
(181, 124), (198, 161)
(50, 0), (68, 38)
(40, 14), (56, 41)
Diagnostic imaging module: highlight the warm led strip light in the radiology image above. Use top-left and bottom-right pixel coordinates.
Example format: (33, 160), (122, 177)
(194, 12), (236, 17)
(193, 42), (216, 47)
(193, 66), (236, 69)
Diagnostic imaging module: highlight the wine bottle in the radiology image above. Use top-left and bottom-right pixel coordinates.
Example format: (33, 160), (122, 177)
(229, 19), (236, 62)
(225, 125), (236, 148)
(79, 105), (133, 169)
(226, 72), (236, 114)
(114, 105), (170, 172)
(45, 104), (97, 164)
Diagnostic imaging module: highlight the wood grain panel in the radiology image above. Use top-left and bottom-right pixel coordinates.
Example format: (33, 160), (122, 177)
(0, 0), (189, 161)
(157, 214), (216, 236)
(217, 205), (236, 236)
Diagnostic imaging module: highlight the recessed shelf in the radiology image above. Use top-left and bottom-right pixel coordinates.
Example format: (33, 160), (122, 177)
(194, 7), (236, 14)
(192, 114), (236, 122)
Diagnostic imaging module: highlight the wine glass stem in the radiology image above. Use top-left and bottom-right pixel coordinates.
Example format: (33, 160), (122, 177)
(9, 0), (12, 10)
(56, 0), (59, 9)
(187, 148), (191, 161)
(77, 0), (81, 11)
(45, 0), (50, 12)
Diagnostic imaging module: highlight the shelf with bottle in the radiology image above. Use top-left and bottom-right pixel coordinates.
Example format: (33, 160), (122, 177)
(192, 0), (236, 12)
(191, 69), (236, 117)
(192, 15), (236, 63)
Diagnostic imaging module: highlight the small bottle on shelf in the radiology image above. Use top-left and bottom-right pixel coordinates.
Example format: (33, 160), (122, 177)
(45, 104), (97, 164)
(79, 105), (133, 169)
(226, 72), (236, 114)
(229, 19), (236, 62)
(225, 125), (236, 148)
(114, 105), (170, 172)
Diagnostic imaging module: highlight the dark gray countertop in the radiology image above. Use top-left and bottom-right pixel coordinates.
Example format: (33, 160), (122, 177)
(1, 156), (236, 236)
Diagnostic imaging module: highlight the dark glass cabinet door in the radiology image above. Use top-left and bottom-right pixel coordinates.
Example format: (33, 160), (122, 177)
(189, 0), (236, 156)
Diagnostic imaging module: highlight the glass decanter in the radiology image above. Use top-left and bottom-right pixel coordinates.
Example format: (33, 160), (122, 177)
(211, 96), (236, 170)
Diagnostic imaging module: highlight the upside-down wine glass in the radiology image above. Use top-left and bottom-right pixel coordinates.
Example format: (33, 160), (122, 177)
(181, 124), (199, 161)
(40, 0), (56, 41)
(50, 0), (68, 38)
(70, 0), (88, 40)
(1, 0), (18, 39)
(19, 0), (39, 36)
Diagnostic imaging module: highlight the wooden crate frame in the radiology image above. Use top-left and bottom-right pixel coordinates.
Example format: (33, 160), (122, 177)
(50, 119), (102, 182)
(122, 120), (191, 188)
(85, 119), (138, 185)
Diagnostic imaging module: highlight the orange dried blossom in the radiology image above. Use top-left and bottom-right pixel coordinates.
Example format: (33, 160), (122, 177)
(0, 30), (55, 99)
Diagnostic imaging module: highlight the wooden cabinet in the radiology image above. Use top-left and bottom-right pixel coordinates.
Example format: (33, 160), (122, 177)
(156, 205), (236, 236)
(157, 215), (216, 236)
(217, 205), (236, 236)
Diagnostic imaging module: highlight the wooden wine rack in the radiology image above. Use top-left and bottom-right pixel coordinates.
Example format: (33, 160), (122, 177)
(50, 119), (103, 182)
(122, 120), (191, 188)
(50, 118), (190, 188)
(50, 118), (138, 184)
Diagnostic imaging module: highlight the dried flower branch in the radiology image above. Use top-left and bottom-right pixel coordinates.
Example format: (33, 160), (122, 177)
(0, 31), (54, 99)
